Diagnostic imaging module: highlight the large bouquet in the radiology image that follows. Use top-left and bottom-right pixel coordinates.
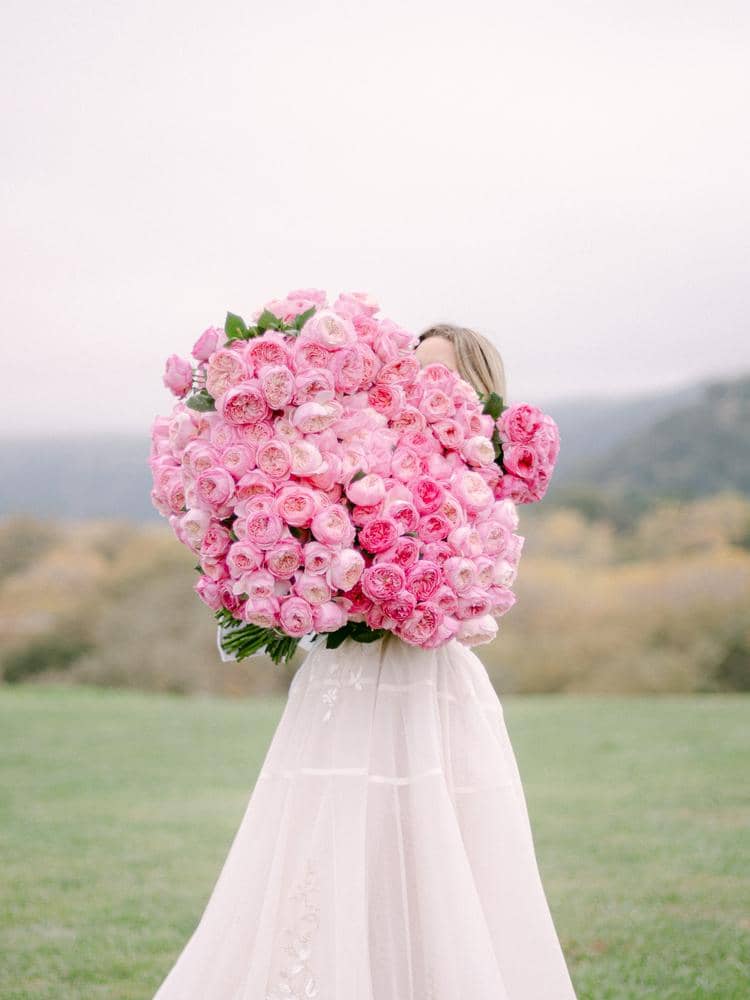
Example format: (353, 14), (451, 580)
(149, 289), (559, 662)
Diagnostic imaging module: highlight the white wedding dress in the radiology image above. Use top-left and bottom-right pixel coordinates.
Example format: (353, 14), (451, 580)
(153, 634), (577, 999)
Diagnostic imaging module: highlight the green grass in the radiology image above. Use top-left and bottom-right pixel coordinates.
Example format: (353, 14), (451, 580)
(0, 687), (748, 999)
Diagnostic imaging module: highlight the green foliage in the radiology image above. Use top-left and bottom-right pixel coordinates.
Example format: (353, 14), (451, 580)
(223, 305), (316, 342)
(481, 390), (506, 420)
(325, 621), (386, 649)
(224, 311), (249, 340)
(3, 633), (92, 683)
(185, 389), (216, 412)
(214, 613), (300, 664)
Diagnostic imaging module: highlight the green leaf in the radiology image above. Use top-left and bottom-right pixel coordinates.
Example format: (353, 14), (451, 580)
(185, 389), (216, 411)
(257, 308), (282, 332)
(482, 391), (505, 421)
(194, 564), (203, 573)
(224, 312), (249, 340)
(293, 306), (316, 331)
(491, 426), (503, 462)
(350, 469), (366, 483)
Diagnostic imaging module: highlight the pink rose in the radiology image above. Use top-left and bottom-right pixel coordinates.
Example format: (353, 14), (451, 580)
(194, 575), (222, 610)
(412, 477), (445, 515)
(163, 355), (193, 397)
(390, 406), (426, 434)
(376, 355), (421, 385)
(201, 523), (232, 560)
(498, 403), (545, 445)
(346, 473), (386, 507)
(279, 596), (314, 637)
(417, 513), (451, 543)
(303, 541), (335, 574)
(195, 467), (235, 512)
(256, 439), (292, 480)
(397, 602), (443, 645)
(405, 561), (442, 601)
(461, 435), (496, 467)
(244, 596), (280, 628)
(433, 585), (458, 615)
(361, 563), (406, 602)
(218, 381), (270, 425)
(328, 548), (365, 591)
(191, 327), (222, 362)
(293, 400), (343, 434)
(447, 525), (483, 558)
(313, 601), (348, 632)
(359, 516), (400, 554)
(293, 368), (335, 403)
(311, 505), (356, 546)
(352, 502), (384, 527)
(332, 290), (380, 318)
(431, 419), (465, 451)
(489, 585), (517, 616)
(299, 309), (356, 348)
(274, 484), (318, 526)
(205, 348), (248, 398)
(502, 443), (540, 481)
(179, 508), (211, 551)
(220, 443), (255, 479)
(443, 556), (477, 594)
(376, 535), (421, 571)
(455, 587), (492, 620)
(226, 539), (264, 576)
(236, 470), (275, 501)
(295, 572), (332, 606)
(391, 447), (421, 482)
(244, 511), (284, 549)
(235, 569), (276, 599)
(422, 389), (455, 421)
(367, 383), (405, 417)
(382, 590), (417, 622)
(383, 498), (419, 533)
(266, 540), (303, 579)
(247, 333), (290, 370)
(452, 470), (494, 511)
(290, 439), (325, 477)
(456, 614), (498, 647)
(258, 364), (295, 409)
(423, 541), (453, 566)
(330, 346), (365, 393)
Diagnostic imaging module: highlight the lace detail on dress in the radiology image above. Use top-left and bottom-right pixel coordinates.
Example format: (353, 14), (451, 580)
(265, 859), (321, 1000)
(321, 657), (365, 723)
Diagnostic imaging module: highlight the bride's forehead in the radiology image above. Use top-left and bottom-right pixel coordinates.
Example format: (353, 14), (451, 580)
(415, 336), (457, 370)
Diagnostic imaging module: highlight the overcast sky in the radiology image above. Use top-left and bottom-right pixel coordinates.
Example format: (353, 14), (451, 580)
(2, 0), (749, 435)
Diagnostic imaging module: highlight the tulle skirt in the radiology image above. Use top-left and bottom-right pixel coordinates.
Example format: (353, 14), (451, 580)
(153, 634), (576, 999)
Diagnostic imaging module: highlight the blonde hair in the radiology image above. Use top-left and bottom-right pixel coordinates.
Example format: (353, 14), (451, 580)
(418, 323), (507, 400)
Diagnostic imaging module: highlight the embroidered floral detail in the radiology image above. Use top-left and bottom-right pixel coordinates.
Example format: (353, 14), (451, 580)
(321, 657), (365, 723)
(265, 859), (321, 1000)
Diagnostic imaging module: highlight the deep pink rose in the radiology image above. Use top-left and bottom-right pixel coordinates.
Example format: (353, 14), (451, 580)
(412, 477), (445, 515)
(417, 513), (452, 543)
(405, 561), (442, 601)
(502, 443), (539, 481)
(359, 517), (400, 554)
(361, 563), (406, 602)
(498, 403), (545, 445)
(397, 602), (443, 645)
(376, 535), (421, 572)
(382, 590), (417, 622)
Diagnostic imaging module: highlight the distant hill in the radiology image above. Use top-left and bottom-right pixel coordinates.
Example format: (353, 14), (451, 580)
(0, 373), (746, 522)
(549, 373), (750, 509)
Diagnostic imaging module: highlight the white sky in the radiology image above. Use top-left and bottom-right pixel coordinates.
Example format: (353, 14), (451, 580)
(2, 0), (749, 435)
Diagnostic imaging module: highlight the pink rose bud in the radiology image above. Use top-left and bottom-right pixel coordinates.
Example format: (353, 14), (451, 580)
(163, 354), (193, 397)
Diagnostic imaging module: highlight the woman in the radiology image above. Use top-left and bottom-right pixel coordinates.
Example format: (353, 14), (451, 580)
(153, 324), (577, 999)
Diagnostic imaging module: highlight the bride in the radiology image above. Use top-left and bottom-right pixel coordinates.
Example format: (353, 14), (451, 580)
(153, 324), (577, 999)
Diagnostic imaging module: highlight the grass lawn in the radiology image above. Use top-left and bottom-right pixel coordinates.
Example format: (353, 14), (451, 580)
(0, 686), (748, 999)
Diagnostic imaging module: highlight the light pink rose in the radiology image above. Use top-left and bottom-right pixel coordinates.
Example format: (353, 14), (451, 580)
(376, 355), (421, 385)
(361, 562), (406, 602)
(502, 443), (540, 481)
(258, 364), (295, 409)
(391, 447), (421, 482)
(244, 511), (284, 549)
(179, 508), (211, 551)
(191, 327), (222, 362)
(220, 443), (255, 479)
(330, 346), (365, 393)
(422, 389), (455, 421)
(489, 585), (517, 616)
(201, 523), (232, 560)
(390, 406), (426, 434)
(295, 572), (332, 606)
(247, 333), (290, 370)
(163, 354), (193, 397)
(455, 587), (493, 620)
(299, 309), (356, 348)
(266, 540), (303, 579)
(244, 596), (280, 628)
(447, 524), (483, 558)
(313, 601), (348, 632)
(311, 505), (356, 546)
(304, 541), (336, 574)
(461, 435), (496, 467)
(456, 614), (498, 646)
(423, 541), (453, 566)
(346, 472), (386, 507)
(433, 585), (458, 615)
(205, 348), (248, 397)
(233, 569), (275, 599)
(226, 539), (264, 576)
(367, 383), (405, 417)
(443, 556), (477, 594)
(218, 381), (270, 425)
(382, 498), (419, 533)
(293, 399), (343, 434)
(332, 291), (380, 318)
(477, 519), (512, 556)
(328, 548), (365, 592)
(452, 470), (493, 511)
(431, 418), (465, 451)
(293, 368), (335, 403)
(274, 484), (318, 526)
(194, 575), (222, 610)
(256, 439), (292, 480)
(279, 595), (314, 637)
(236, 470), (275, 501)
(290, 439), (325, 477)
(352, 502), (384, 527)
(195, 466), (235, 511)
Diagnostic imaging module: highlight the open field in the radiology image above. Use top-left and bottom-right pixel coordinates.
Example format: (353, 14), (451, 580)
(0, 687), (748, 999)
